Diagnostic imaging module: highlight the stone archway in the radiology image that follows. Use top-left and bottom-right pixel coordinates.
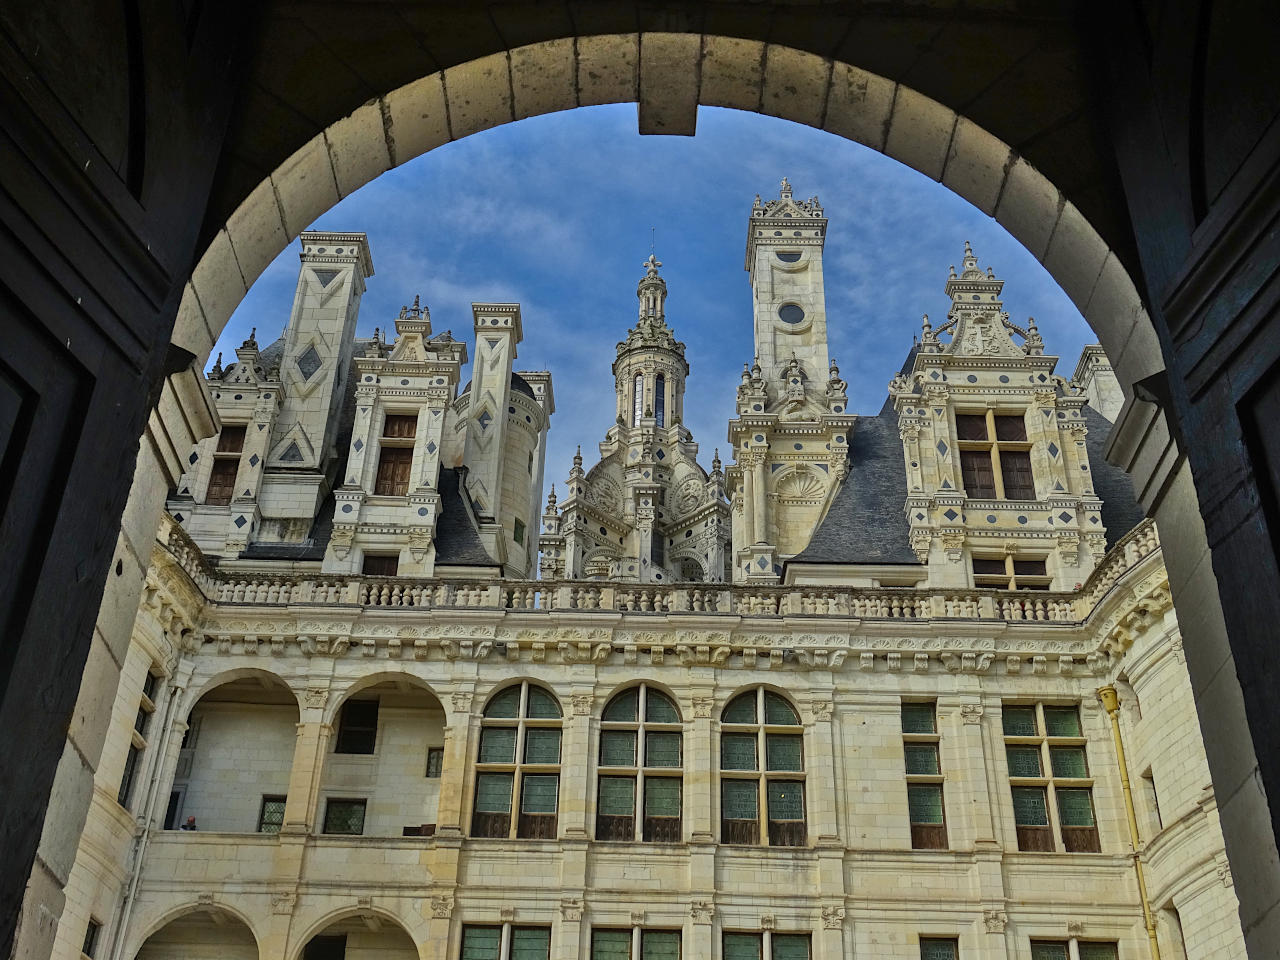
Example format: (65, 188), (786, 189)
(162, 35), (1266, 949)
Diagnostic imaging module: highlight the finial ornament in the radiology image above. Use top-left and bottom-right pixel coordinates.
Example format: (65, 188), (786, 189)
(573, 445), (583, 468)
(643, 253), (662, 277)
(964, 240), (973, 257)
(546, 485), (557, 511)
(242, 327), (258, 349)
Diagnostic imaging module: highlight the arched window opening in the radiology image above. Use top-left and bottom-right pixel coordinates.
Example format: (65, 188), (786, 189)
(719, 688), (806, 847)
(655, 374), (666, 427)
(633, 374), (644, 426)
(679, 558), (704, 581)
(170, 673), (298, 834)
(597, 685), (683, 842)
(472, 682), (562, 840)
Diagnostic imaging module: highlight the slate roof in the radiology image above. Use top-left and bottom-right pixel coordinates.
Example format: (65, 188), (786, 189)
(459, 372), (537, 400)
(1082, 404), (1146, 549)
(433, 467), (497, 566)
(788, 408), (918, 566)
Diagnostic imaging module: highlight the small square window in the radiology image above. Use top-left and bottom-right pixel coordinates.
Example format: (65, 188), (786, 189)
(426, 747), (444, 778)
(258, 795), (286, 833)
(514, 518), (526, 545)
(919, 938), (958, 960)
(322, 798), (366, 835)
(362, 553), (399, 576)
(901, 701), (936, 734)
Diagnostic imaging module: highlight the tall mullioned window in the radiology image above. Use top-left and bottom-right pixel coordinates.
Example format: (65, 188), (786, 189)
(902, 701), (947, 849)
(461, 925), (551, 960)
(119, 670), (159, 810)
(720, 689), (806, 847)
(633, 374), (644, 426)
(472, 682), (562, 840)
(722, 931), (811, 959)
(596, 685), (683, 843)
(655, 374), (666, 427)
(591, 927), (681, 959)
(1004, 703), (1100, 852)
(374, 413), (417, 496)
(956, 410), (1035, 500)
(972, 555), (1051, 590)
(205, 424), (245, 505)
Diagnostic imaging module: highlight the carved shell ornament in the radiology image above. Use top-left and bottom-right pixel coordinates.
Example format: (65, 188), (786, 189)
(776, 468), (825, 501)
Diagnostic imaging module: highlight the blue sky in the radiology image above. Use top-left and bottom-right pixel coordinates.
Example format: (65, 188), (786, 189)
(218, 104), (1094, 494)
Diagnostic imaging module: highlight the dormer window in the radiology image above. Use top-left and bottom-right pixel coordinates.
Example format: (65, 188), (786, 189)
(205, 425), (245, 505)
(957, 411), (1035, 500)
(374, 414), (417, 496)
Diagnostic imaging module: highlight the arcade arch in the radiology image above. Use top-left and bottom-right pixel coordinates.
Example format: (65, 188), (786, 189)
(133, 904), (259, 960)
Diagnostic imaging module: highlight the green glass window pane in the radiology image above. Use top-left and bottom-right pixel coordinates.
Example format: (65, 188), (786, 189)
(526, 688), (562, 718)
(598, 776), (636, 815)
(1012, 786), (1049, 825)
(645, 732), (682, 767)
(322, 799), (365, 835)
(484, 687), (521, 718)
(723, 693), (757, 724)
(1030, 943), (1070, 960)
(1078, 944), (1118, 960)
(1006, 745), (1043, 777)
(1050, 746), (1089, 778)
(901, 702), (936, 734)
(641, 930), (681, 960)
(1002, 705), (1038, 737)
(645, 777), (681, 817)
(908, 784), (944, 824)
(767, 780), (804, 820)
(258, 797), (286, 833)
(520, 774), (559, 813)
(904, 743), (939, 775)
(474, 773), (513, 813)
(721, 734), (758, 770)
(592, 930), (632, 960)
(722, 779), (758, 819)
(919, 939), (957, 960)
(1044, 706), (1082, 737)
(479, 727), (517, 763)
(1057, 788), (1096, 826)
(772, 934), (810, 960)
(601, 730), (637, 766)
(645, 690), (680, 723)
(766, 734), (804, 771)
(723, 933), (763, 960)
(461, 926), (502, 960)
(511, 927), (551, 960)
(764, 692), (800, 725)
(524, 728), (561, 764)
(603, 689), (639, 722)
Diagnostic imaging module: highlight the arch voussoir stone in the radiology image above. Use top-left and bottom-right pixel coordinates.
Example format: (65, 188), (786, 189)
(511, 38), (577, 121)
(638, 32), (701, 135)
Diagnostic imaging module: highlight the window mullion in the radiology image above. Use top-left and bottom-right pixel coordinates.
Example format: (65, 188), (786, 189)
(500, 922), (513, 960)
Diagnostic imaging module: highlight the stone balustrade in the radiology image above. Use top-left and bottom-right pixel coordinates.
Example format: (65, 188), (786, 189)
(159, 514), (1158, 626)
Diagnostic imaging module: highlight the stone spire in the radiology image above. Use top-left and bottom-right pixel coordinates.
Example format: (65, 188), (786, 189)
(636, 253), (668, 324)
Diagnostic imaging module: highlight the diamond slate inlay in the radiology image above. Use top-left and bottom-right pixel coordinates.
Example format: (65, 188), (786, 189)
(1059, 511), (1072, 522)
(189, 452), (199, 464)
(478, 410), (492, 429)
(280, 442), (303, 462)
(249, 454), (259, 466)
(353, 439), (363, 452)
(297, 346), (322, 380)
(234, 516), (247, 528)
(916, 512), (926, 521)
(426, 441), (437, 454)
(1047, 443), (1059, 458)
(943, 508), (958, 521)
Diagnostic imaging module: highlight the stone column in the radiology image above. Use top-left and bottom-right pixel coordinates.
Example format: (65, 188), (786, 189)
(559, 689), (594, 839)
(742, 465), (756, 548)
(281, 718), (332, 832)
(751, 456), (768, 543)
(435, 687), (479, 836)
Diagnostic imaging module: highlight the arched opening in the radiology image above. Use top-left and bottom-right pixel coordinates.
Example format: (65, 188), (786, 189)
(134, 905), (258, 960)
(295, 911), (417, 960)
(678, 557), (704, 581)
(317, 677), (445, 838)
(170, 672), (299, 833)
(655, 373), (666, 427)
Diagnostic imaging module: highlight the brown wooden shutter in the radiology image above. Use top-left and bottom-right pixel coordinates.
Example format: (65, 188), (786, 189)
(1001, 450), (1036, 500)
(960, 450), (996, 497)
(375, 447), (413, 495)
(206, 459), (239, 505)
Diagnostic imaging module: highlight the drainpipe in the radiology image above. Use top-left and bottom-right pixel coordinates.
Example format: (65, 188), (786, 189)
(109, 671), (186, 960)
(1097, 685), (1161, 960)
